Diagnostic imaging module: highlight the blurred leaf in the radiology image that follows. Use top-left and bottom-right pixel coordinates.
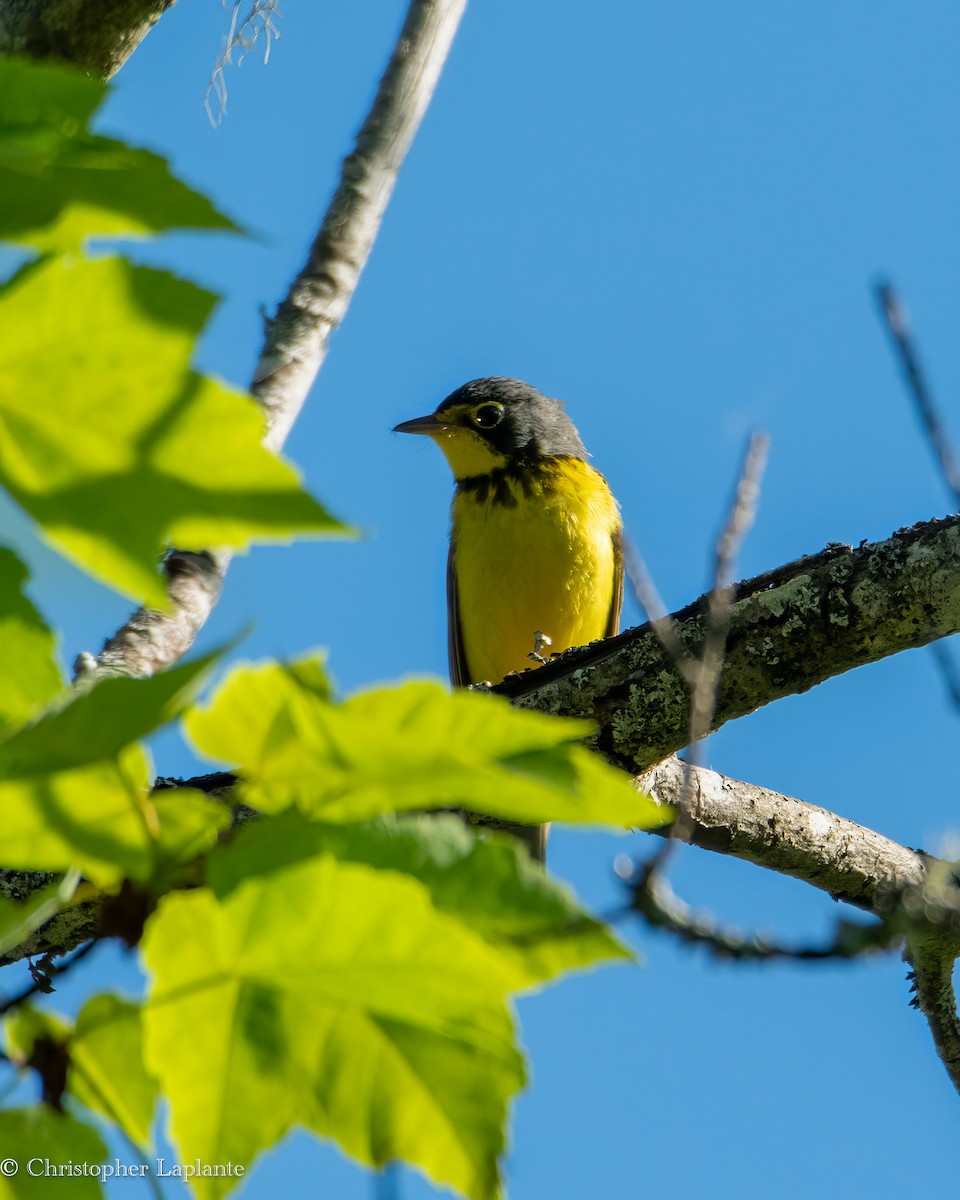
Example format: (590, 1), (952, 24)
(0, 745), (155, 883)
(211, 812), (633, 986)
(0, 57), (235, 250)
(0, 648), (217, 777)
(0, 651), (223, 881)
(143, 857), (524, 1200)
(0, 1109), (106, 1197)
(0, 546), (64, 736)
(0, 871), (79, 960)
(0, 256), (349, 605)
(0, 753), (230, 885)
(152, 789), (231, 869)
(5, 1005), (70, 1063)
(186, 664), (665, 830)
(69, 996), (157, 1152)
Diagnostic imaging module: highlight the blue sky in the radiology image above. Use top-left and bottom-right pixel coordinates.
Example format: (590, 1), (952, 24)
(4, 1), (960, 1196)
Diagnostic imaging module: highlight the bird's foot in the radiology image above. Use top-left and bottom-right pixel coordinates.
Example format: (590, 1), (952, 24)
(527, 630), (553, 664)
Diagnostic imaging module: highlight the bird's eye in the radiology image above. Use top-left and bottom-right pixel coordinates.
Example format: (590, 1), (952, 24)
(471, 403), (505, 429)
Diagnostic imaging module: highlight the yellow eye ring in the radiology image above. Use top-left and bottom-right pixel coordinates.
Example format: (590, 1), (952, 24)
(471, 403), (505, 430)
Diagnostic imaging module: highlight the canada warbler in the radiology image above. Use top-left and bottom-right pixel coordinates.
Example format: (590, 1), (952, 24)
(394, 377), (623, 862)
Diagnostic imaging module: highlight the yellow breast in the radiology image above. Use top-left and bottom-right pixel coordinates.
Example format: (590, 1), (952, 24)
(451, 458), (620, 685)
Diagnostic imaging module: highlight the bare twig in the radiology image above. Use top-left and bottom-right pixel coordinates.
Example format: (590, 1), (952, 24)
(873, 282), (960, 1093)
(875, 281), (960, 507)
(79, 0), (468, 680)
(875, 280), (960, 719)
(930, 639), (960, 711)
(621, 536), (695, 683)
(688, 432), (769, 752)
(636, 433), (768, 886)
(0, 940), (97, 1016)
(618, 856), (898, 963)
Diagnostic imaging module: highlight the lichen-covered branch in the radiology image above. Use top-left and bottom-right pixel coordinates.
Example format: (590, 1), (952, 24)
(80, 0), (467, 678)
(502, 516), (960, 772)
(0, 0), (176, 77)
(0, 869), (101, 967)
(905, 935), (960, 1096)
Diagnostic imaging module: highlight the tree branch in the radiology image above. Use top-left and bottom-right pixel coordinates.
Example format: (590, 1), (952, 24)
(906, 935), (960, 1096)
(0, 0), (176, 77)
(637, 755), (930, 913)
(500, 516), (960, 772)
(623, 861), (898, 963)
(640, 755), (960, 1096)
(74, 551), (225, 680)
(250, 0), (466, 450)
(0, 756), (949, 960)
(80, 0), (467, 679)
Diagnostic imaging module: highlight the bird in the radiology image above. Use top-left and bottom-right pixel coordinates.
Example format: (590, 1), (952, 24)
(394, 377), (623, 863)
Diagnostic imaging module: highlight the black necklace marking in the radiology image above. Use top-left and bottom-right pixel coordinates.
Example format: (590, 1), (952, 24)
(455, 456), (577, 507)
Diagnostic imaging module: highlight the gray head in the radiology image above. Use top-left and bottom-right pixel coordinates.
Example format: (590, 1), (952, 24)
(427, 377), (588, 459)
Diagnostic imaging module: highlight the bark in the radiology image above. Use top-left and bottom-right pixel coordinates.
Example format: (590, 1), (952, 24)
(906, 935), (960, 1097)
(74, 551), (225, 680)
(638, 756), (930, 914)
(501, 516), (960, 772)
(0, 0), (176, 77)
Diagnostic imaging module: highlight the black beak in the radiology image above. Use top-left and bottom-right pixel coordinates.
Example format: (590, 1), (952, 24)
(393, 413), (447, 435)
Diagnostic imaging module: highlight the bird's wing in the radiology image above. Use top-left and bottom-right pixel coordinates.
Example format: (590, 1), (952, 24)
(606, 526), (625, 637)
(447, 540), (471, 686)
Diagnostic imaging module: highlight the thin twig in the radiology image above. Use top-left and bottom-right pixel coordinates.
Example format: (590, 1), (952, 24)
(0, 940), (97, 1017)
(617, 856), (899, 963)
(875, 279), (960, 720)
(621, 536), (696, 684)
(640, 433), (769, 885)
(930, 639), (960, 711)
(689, 432), (770, 750)
(874, 288), (960, 1081)
(79, 0), (468, 680)
(875, 281), (960, 507)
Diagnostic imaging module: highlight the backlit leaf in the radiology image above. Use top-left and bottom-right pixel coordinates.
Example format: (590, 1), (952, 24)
(0, 257), (348, 605)
(185, 662), (666, 830)
(69, 996), (158, 1152)
(210, 812), (633, 986)
(143, 857), (525, 1200)
(0, 546), (64, 736)
(0, 57), (235, 251)
(0, 1109), (106, 1197)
